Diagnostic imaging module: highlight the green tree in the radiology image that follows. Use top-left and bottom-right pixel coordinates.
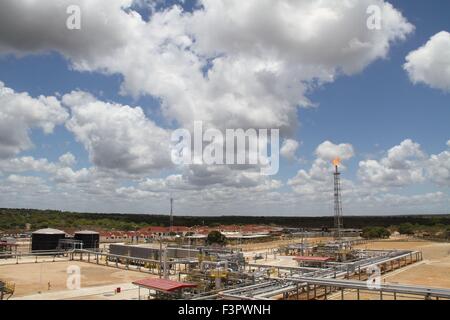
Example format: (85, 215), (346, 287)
(206, 231), (227, 246)
(398, 223), (415, 235)
(362, 227), (391, 239)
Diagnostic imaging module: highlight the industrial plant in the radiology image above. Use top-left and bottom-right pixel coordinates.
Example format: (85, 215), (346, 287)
(1, 160), (450, 301)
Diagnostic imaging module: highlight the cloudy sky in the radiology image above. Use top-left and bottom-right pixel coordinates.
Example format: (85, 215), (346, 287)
(0, 0), (449, 216)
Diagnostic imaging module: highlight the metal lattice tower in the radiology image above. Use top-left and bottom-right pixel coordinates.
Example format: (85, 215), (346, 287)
(169, 197), (174, 233)
(333, 160), (343, 240)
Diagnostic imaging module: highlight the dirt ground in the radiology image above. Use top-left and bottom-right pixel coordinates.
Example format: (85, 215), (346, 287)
(355, 239), (450, 289)
(0, 260), (150, 297)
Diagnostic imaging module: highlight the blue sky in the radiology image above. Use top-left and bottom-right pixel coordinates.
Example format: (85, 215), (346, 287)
(0, 0), (448, 216)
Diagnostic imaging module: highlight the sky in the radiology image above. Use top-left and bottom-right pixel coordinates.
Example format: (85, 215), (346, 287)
(0, 0), (449, 216)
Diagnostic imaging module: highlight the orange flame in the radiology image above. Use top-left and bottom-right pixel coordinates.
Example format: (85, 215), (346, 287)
(332, 157), (341, 167)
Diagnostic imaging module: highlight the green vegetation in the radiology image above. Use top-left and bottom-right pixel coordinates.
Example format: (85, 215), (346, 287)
(0, 208), (152, 231)
(398, 223), (415, 235)
(1, 208), (450, 238)
(394, 222), (450, 239)
(206, 231), (227, 246)
(361, 226), (391, 239)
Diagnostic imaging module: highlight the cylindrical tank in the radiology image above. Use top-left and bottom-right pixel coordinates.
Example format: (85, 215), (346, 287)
(74, 230), (100, 249)
(31, 228), (66, 251)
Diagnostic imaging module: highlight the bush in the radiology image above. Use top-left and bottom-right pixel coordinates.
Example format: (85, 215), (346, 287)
(398, 223), (415, 235)
(206, 231), (227, 246)
(362, 227), (391, 239)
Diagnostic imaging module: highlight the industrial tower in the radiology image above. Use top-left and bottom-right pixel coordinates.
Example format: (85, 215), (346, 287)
(333, 158), (343, 239)
(169, 197), (174, 233)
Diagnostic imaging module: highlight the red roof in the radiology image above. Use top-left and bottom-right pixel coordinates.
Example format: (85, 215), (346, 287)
(138, 226), (191, 233)
(132, 278), (197, 292)
(171, 226), (190, 232)
(293, 256), (333, 262)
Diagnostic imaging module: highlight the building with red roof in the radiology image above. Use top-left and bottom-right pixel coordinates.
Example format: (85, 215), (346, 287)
(132, 278), (197, 299)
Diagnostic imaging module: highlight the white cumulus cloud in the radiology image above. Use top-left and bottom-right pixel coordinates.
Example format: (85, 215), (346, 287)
(404, 31), (450, 92)
(0, 81), (68, 158)
(358, 139), (426, 187)
(62, 91), (172, 174)
(316, 141), (354, 161)
(0, 0), (414, 136)
(280, 139), (300, 161)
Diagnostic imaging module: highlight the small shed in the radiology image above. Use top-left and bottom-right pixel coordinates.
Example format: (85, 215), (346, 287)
(132, 278), (197, 300)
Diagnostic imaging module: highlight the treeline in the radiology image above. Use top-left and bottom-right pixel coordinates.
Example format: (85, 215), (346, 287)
(361, 222), (450, 240)
(1, 208), (450, 232)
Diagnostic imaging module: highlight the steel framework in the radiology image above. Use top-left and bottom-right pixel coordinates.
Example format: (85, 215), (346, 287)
(170, 197), (174, 233)
(333, 164), (343, 239)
